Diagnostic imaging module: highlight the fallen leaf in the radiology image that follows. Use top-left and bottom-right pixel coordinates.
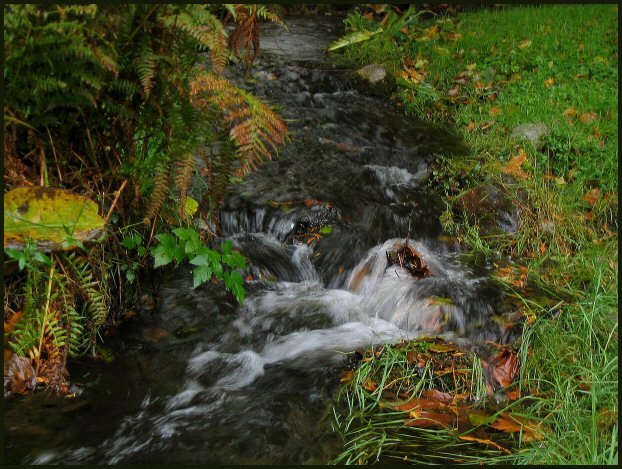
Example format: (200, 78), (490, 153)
(506, 388), (522, 401)
(363, 380), (378, 391)
(340, 370), (355, 382)
(405, 409), (454, 429)
(421, 388), (454, 403)
(518, 39), (532, 49)
(489, 349), (521, 388)
(544, 77), (555, 88)
(583, 188), (601, 205)
(468, 121), (476, 132)
(540, 243), (547, 255)
(503, 148), (530, 179)
(579, 112), (599, 124)
(4, 311), (24, 334)
(458, 435), (512, 454)
(429, 343), (457, 353)
(447, 87), (461, 97)
(489, 106), (502, 116)
(563, 107), (577, 118)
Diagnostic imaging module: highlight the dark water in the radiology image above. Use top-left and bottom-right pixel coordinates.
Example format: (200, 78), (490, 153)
(4, 17), (516, 465)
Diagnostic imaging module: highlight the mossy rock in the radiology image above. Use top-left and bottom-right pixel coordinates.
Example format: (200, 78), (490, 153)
(351, 64), (395, 96)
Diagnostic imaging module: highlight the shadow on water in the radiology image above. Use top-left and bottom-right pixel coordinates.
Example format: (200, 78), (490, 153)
(4, 16), (515, 465)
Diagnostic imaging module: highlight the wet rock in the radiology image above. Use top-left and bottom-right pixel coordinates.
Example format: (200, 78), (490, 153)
(292, 205), (341, 236)
(351, 64), (395, 96)
(511, 123), (549, 147)
(294, 91), (313, 107)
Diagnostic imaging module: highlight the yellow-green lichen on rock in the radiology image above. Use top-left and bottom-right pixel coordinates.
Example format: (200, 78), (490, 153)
(4, 186), (105, 252)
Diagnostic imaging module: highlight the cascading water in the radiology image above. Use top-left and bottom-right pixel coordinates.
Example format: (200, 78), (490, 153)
(4, 17), (517, 465)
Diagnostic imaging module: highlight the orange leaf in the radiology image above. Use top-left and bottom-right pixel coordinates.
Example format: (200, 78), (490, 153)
(489, 106), (502, 116)
(4, 311), (24, 334)
(544, 77), (555, 88)
(458, 435), (512, 454)
(579, 111), (599, 124)
(563, 107), (577, 118)
(340, 370), (355, 382)
(503, 148), (529, 179)
(539, 243), (547, 255)
(583, 188), (601, 205)
(363, 380), (378, 391)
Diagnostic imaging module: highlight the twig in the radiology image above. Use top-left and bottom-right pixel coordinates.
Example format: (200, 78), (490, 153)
(103, 179), (128, 226)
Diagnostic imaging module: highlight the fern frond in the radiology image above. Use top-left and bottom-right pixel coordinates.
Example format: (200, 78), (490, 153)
(145, 160), (172, 222)
(190, 72), (289, 175)
(175, 152), (196, 221)
(61, 253), (109, 333)
(135, 46), (158, 97)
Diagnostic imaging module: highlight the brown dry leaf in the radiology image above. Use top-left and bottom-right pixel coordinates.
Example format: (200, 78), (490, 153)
(579, 111), (599, 124)
(490, 350), (521, 388)
(540, 243), (547, 255)
(506, 388), (522, 401)
(489, 106), (502, 116)
(468, 121), (476, 132)
(583, 188), (601, 205)
(421, 388), (454, 403)
(503, 148), (530, 179)
(480, 120), (495, 132)
(458, 434), (512, 454)
(518, 39), (532, 49)
(447, 87), (461, 97)
(340, 370), (355, 382)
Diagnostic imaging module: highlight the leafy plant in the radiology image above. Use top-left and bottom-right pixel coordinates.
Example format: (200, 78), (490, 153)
(151, 227), (247, 303)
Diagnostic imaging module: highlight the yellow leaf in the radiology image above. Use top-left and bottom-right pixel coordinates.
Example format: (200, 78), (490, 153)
(544, 77), (555, 88)
(518, 39), (532, 49)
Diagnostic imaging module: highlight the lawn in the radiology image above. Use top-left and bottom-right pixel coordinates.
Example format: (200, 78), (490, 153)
(330, 4), (618, 464)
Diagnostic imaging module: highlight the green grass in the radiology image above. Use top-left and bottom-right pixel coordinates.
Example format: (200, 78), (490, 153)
(331, 4), (618, 465)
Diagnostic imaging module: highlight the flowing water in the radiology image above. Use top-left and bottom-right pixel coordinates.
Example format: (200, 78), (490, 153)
(4, 17), (517, 465)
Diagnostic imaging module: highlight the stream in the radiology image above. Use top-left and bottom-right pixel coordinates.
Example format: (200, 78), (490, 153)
(4, 16), (518, 465)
